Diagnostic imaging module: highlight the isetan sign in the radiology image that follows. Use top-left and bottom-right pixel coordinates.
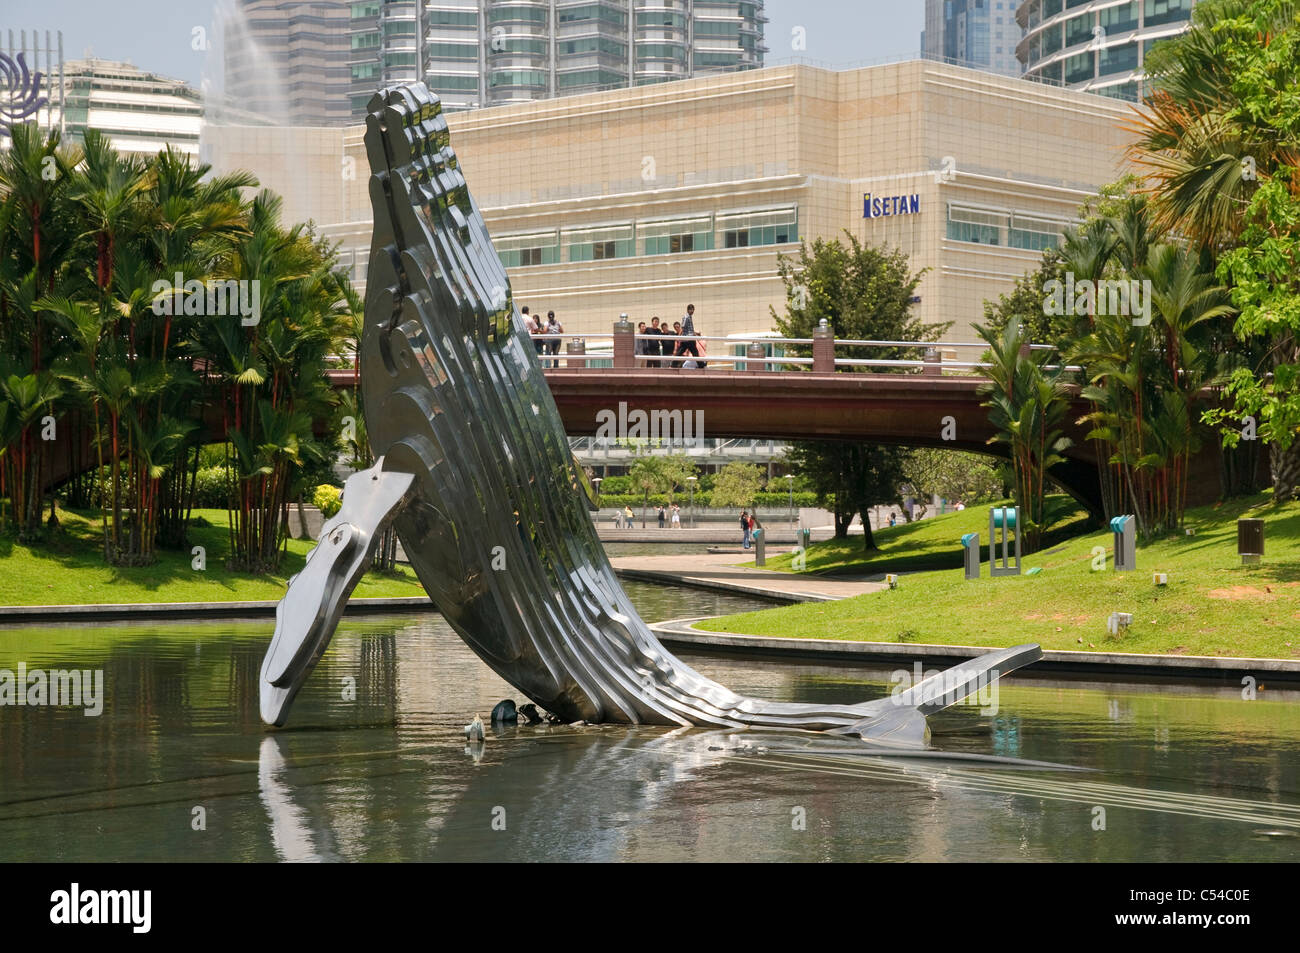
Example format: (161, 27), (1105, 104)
(863, 192), (920, 219)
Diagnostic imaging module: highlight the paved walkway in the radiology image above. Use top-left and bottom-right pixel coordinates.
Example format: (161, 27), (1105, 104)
(608, 549), (887, 603)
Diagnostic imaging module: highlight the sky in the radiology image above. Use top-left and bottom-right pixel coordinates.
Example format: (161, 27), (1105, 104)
(0, 0), (926, 88)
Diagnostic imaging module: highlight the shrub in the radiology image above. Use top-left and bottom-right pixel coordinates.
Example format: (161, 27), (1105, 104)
(313, 484), (342, 518)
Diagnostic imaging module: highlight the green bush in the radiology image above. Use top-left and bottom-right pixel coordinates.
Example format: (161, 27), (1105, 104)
(193, 467), (231, 508)
(313, 484), (342, 518)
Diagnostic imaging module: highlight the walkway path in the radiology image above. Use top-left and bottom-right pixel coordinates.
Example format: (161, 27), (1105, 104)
(607, 549), (887, 603)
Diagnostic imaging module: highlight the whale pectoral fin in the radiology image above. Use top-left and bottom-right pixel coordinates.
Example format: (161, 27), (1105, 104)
(260, 460), (416, 727)
(832, 644), (1042, 748)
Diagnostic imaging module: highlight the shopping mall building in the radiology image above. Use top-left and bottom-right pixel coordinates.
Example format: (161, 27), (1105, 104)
(202, 58), (1135, 343)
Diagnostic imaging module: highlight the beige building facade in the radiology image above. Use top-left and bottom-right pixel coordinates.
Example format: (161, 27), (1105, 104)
(202, 59), (1135, 343)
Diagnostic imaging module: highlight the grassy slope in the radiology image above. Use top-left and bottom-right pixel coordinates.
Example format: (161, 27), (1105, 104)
(699, 494), (1300, 660)
(0, 507), (426, 606)
(759, 496), (1087, 574)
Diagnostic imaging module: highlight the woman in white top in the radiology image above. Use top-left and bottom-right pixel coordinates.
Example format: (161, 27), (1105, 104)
(670, 504), (681, 528)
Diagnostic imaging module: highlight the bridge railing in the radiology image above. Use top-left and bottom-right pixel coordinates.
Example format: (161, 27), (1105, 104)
(528, 327), (1081, 376)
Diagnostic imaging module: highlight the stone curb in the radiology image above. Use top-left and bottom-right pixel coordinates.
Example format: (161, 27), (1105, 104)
(0, 596), (436, 623)
(651, 617), (1300, 681)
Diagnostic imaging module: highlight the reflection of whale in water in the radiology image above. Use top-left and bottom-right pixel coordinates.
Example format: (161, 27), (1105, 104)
(255, 728), (1300, 862)
(257, 81), (1041, 750)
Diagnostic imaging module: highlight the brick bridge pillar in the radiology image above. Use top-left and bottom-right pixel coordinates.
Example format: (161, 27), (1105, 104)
(613, 314), (635, 370)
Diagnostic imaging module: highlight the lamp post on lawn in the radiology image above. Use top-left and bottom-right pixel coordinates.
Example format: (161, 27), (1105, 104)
(687, 476), (697, 529)
(786, 474), (794, 530)
(592, 477), (602, 509)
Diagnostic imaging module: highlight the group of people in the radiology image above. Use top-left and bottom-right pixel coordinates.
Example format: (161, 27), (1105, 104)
(740, 509), (762, 549)
(519, 302), (708, 369)
(611, 504), (684, 529)
(520, 306), (564, 355)
(637, 303), (706, 370)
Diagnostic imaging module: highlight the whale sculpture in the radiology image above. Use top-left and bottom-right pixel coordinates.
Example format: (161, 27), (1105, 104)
(259, 82), (1042, 745)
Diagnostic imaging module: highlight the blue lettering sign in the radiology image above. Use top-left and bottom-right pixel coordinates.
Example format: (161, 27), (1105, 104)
(862, 191), (921, 219)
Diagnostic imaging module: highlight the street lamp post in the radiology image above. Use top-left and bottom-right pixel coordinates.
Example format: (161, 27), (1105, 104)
(687, 476), (697, 529)
(786, 474), (794, 530)
(592, 477), (602, 509)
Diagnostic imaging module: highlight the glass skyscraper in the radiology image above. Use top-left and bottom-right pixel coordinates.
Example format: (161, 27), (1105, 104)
(1016, 0), (1199, 101)
(349, 1), (769, 117)
(921, 0), (1023, 78)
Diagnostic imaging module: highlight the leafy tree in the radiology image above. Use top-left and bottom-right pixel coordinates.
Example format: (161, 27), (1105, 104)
(1132, 0), (1300, 501)
(627, 453), (697, 527)
(709, 462), (765, 510)
(772, 234), (946, 549)
(903, 449), (1005, 508)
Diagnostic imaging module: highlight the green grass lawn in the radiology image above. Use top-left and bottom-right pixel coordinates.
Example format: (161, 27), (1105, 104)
(758, 496), (1088, 574)
(700, 493), (1300, 660)
(0, 507), (427, 606)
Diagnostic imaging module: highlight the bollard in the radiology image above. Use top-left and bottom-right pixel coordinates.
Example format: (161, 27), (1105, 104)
(1238, 518), (1264, 565)
(988, 507), (1021, 576)
(564, 337), (586, 369)
(962, 532), (980, 580)
(753, 528), (765, 566)
(1111, 514), (1135, 571)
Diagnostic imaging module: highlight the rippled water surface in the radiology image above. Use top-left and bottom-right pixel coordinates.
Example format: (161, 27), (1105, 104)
(1, 580), (1297, 862)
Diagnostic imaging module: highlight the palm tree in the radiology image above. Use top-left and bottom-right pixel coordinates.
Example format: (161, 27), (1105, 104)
(1128, 0), (1300, 501)
(976, 319), (1072, 552)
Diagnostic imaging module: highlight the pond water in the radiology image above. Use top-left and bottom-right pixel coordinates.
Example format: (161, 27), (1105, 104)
(1, 580), (1297, 862)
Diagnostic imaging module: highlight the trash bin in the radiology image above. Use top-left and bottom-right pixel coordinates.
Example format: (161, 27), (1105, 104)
(1238, 518), (1264, 565)
(798, 528), (811, 550)
(753, 528), (765, 566)
(746, 343), (767, 372)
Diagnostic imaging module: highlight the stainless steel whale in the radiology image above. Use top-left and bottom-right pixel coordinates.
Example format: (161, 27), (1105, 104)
(258, 82), (1043, 741)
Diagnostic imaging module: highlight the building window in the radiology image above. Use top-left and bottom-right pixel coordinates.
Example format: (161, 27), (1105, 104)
(641, 216), (714, 256)
(1099, 43), (1138, 77)
(947, 205), (1006, 245)
(1064, 50), (1094, 83)
(351, 32), (380, 50)
(428, 73), (479, 91)
(1100, 2), (1139, 35)
(636, 11), (686, 28)
(1041, 23), (1062, 56)
(557, 69), (625, 89)
(556, 4), (627, 28)
(497, 231), (560, 268)
(1145, 0), (1195, 28)
(428, 10), (478, 27)
(428, 42), (478, 60)
(716, 207), (798, 249)
(1009, 212), (1069, 251)
(558, 37), (627, 58)
(351, 1), (380, 16)
(564, 223), (635, 262)
(1095, 81), (1139, 102)
(1065, 12), (1093, 47)
(490, 5), (548, 25)
(491, 69), (548, 88)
